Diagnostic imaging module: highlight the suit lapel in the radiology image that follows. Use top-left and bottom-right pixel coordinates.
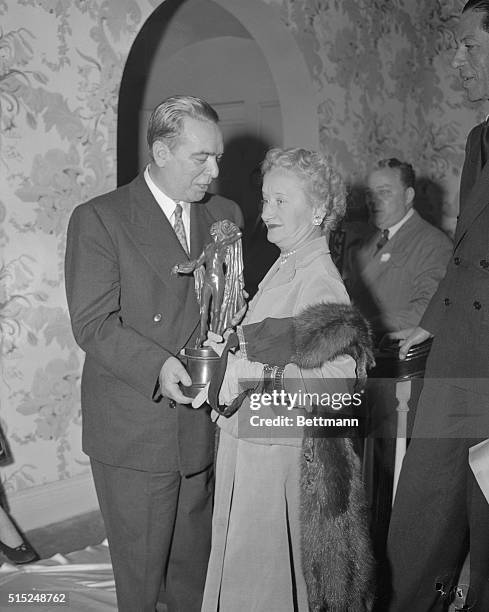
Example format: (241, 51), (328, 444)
(123, 175), (192, 307)
(459, 124), (482, 208)
(354, 229), (383, 280)
(190, 202), (214, 258)
(454, 135), (489, 250)
(355, 214), (418, 285)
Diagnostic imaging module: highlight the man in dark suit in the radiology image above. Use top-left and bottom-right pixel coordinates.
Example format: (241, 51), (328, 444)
(65, 96), (243, 612)
(385, 3), (489, 610)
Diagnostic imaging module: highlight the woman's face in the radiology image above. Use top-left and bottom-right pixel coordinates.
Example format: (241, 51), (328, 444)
(261, 168), (319, 252)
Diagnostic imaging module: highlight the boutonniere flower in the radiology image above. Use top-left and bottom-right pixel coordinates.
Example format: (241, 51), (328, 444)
(380, 253), (391, 263)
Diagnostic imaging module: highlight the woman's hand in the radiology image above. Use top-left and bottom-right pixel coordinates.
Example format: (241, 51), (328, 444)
(203, 330), (226, 356)
(230, 296), (248, 327)
(192, 383), (210, 409)
(219, 354), (263, 405)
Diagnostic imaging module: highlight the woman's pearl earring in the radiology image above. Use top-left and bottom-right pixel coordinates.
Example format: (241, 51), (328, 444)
(313, 215), (322, 226)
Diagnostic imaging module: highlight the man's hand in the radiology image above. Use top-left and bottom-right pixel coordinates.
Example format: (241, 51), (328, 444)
(388, 326), (432, 360)
(159, 356), (193, 404)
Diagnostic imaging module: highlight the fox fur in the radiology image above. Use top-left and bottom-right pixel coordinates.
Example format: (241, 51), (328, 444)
(292, 303), (375, 611)
(292, 302), (376, 390)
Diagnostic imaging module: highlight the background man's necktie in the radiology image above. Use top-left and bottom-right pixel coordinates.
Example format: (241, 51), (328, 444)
(481, 120), (489, 168)
(375, 229), (389, 254)
(173, 203), (189, 255)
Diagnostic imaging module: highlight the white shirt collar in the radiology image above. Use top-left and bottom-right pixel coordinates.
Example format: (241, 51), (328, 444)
(143, 165), (191, 243)
(385, 207), (414, 239)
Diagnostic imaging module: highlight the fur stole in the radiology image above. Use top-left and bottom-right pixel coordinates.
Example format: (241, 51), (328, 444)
(292, 303), (375, 612)
(292, 302), (375, 389)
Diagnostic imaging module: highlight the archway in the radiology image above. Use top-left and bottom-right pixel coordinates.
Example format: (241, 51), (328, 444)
(118, 0), (319, 186)
(117, 0), (319, 293)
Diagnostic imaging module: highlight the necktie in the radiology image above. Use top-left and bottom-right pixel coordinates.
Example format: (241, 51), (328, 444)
(481, 121), (489, 168)
(173, 203), (189, 255)
(375, 229), (389, 254)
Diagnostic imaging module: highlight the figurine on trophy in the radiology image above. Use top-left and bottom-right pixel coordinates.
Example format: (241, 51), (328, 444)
(172, 219), (246, 397)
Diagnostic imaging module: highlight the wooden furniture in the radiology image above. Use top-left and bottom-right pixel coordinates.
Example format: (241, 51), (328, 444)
(363, 338), (432, 553)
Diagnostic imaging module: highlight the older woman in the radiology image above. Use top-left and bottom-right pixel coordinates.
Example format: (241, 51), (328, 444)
(200, 148), (374, 612)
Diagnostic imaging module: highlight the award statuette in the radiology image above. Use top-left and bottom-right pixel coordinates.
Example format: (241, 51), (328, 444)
(172, 219), (246, 398)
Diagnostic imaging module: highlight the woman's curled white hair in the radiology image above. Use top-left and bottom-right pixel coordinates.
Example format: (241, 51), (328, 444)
(261, 147), (346, 231)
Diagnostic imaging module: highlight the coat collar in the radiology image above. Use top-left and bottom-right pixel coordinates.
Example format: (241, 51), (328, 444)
(454, 123), (489, 250)
(255, 236), (330, 294)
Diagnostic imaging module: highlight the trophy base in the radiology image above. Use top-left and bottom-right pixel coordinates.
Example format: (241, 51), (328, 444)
(180, 346), (220, 399)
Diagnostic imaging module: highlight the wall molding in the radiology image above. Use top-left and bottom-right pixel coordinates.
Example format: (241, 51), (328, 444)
(7, 471), (99, 532)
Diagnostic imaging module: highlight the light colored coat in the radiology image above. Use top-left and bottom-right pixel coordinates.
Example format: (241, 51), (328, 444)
(201, 237), (357, 612)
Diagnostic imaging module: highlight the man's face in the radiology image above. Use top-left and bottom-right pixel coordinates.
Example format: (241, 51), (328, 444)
(453, 9), (489, 102)
(367, 167), (413, 229)
(153, 116), (223, 202)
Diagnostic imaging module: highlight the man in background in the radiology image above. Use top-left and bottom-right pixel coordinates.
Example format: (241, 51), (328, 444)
(344, 159), (452, 562)
(386, 2), (489, 610)
(65, 95), (242, 612)
(345, 158), (452, 343)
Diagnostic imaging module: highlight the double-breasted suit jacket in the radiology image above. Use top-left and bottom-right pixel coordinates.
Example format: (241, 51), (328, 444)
(414, 124), (489, 436)
(345, 211), (452, 335)
(65, 173), (243, 475)
(386, 122), (489, 612)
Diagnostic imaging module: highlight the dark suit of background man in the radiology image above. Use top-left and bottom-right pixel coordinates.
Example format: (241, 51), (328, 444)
(385, 2), (489, 610)
(65, 96), (243, 612)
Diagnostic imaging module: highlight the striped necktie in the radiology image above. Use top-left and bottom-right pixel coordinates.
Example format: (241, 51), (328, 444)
(375, 229), (389, 254)
(173, 203), (189, 255)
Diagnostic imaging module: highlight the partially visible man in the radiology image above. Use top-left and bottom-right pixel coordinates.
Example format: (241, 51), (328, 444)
(65, 96), (243, 612)
(344, 158), (452, 342)
(385, 2), (489, 610)
(344, 159), (451, 560)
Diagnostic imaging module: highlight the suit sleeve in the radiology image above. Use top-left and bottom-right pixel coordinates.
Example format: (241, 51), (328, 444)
(65, 203), (173, 400)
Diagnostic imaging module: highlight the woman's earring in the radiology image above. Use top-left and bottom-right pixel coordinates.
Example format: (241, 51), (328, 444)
(313, 215), (322, 226)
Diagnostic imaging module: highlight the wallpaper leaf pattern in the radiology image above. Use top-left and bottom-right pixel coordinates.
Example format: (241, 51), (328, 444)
(1, 0), (148, 492)
(0, 0), (479, 494)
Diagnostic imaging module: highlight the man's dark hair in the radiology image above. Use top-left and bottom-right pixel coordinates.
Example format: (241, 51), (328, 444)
(375, 158), (416, 190)
(463, 0), (489, 32)
(147, 95), (219, 153)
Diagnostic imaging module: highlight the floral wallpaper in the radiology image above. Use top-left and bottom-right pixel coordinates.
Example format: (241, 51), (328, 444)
(0, 0), (155, 494)
(0, 0), (480, 497)
(277, 0), (480, 235)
